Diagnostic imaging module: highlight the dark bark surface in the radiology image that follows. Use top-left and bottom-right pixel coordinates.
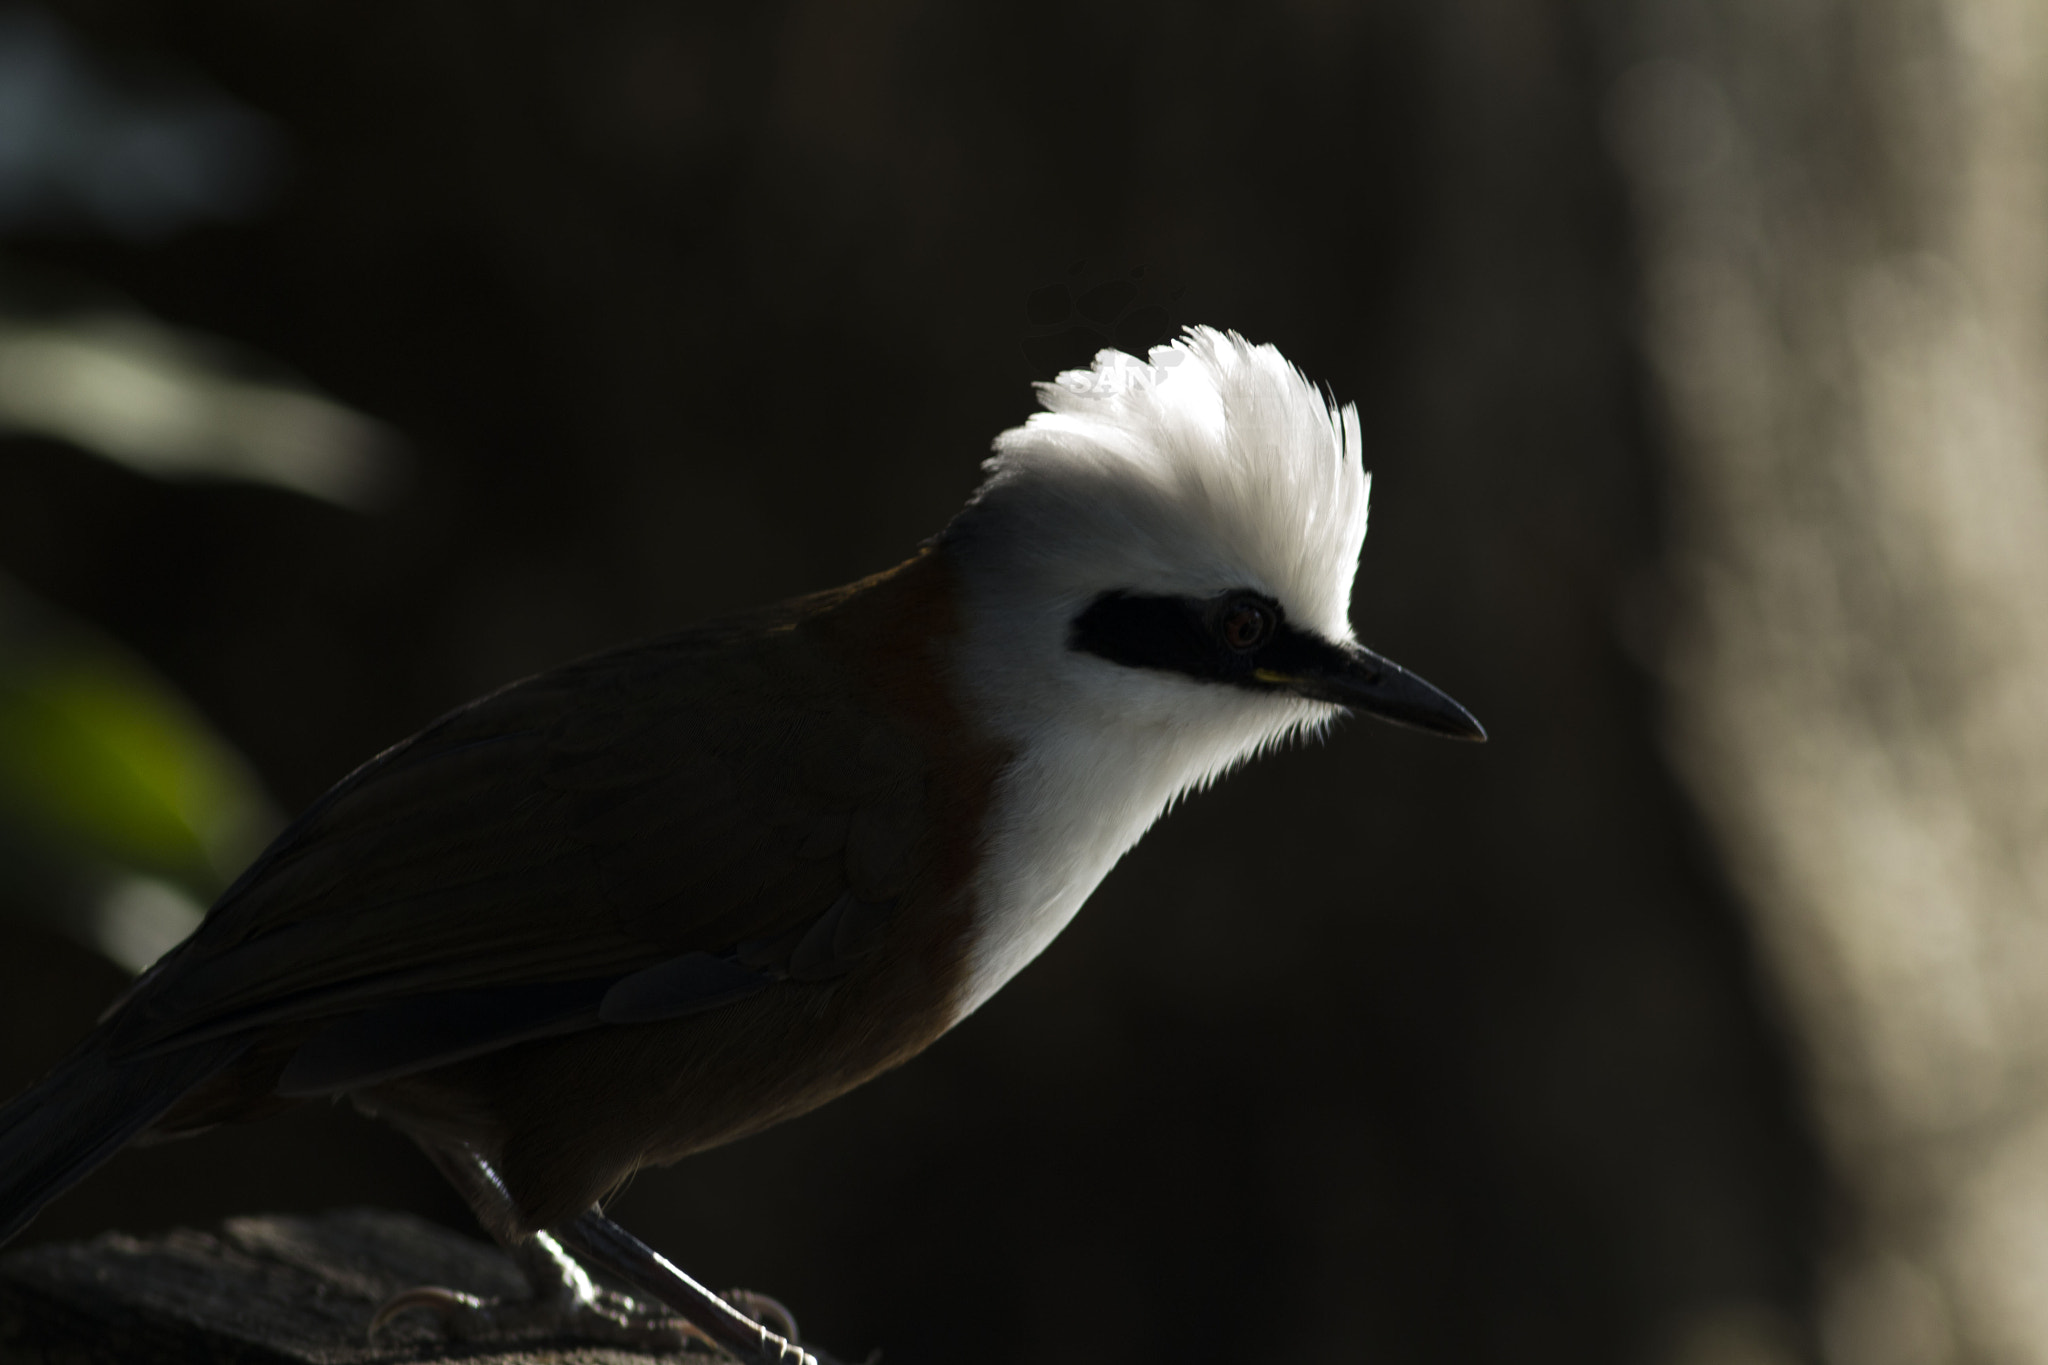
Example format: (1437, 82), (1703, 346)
(0, 1209), (686, 1365)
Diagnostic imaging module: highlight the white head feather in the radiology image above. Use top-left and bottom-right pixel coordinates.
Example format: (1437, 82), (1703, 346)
(941, 326), (1375, 1017)
(955, 324), (1369, 642)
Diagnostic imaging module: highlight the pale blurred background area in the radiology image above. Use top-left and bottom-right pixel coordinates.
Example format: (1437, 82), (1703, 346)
(1, 2), (2045, 1363)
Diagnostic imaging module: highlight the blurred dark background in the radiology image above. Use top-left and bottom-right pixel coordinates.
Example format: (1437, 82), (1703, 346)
(0, 3), (1857, 1363)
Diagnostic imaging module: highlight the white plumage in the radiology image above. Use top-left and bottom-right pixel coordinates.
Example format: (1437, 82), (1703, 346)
(942, 327), (1380, 1018)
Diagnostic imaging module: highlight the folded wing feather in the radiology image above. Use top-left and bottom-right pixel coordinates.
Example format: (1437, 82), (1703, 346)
(102, 606), (932, 1095)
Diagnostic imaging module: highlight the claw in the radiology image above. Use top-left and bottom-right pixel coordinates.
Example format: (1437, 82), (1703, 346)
(723, 1289), (801, 1343)
(369, 1285), (487, 1338)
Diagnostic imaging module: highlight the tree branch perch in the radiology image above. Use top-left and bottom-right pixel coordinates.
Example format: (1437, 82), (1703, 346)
(0, 1209), (749, 1364)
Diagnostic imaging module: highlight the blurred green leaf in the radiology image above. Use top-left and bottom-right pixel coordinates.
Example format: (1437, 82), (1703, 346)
(0, 621), (273, 895)
(0, 580), (278, 970)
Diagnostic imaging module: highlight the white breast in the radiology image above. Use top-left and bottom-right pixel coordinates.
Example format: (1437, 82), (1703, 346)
(951, 687), (1322, 1022)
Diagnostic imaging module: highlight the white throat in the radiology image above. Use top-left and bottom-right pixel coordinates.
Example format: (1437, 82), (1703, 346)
(948, 661), (1324, 1021)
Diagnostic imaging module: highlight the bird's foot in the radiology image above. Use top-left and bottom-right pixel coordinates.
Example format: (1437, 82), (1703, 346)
(369, 1278), (696, 1350)
(368, 1227), (800, 1355)
(557, 1211), (820, 1364)
(370, 1227), (798, 1358)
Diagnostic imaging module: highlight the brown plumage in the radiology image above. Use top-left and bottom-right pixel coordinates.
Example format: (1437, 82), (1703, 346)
(113, 546), (1002, 1232)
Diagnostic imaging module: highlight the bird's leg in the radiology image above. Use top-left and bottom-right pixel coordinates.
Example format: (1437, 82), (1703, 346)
(367, 1143), (701, 1351)
(557, 1208), (814, 1365)
(371, 1225), (700, 1350)
(370, 1142), (823, 1361)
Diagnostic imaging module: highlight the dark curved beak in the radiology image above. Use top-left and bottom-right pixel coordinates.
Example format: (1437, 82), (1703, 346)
(1259, 640), (1486, 741)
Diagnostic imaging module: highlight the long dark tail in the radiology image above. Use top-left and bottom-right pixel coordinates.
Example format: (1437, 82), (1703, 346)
(0, 1035), (247, 1247)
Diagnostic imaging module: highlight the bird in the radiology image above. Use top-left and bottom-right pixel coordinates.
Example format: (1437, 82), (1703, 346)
(0, 326), (1482, 1364)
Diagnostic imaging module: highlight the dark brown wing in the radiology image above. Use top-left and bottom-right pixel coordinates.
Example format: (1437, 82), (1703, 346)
(103, 598), (932, 1092)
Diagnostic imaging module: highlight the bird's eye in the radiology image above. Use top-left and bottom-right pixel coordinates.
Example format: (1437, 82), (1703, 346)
(1219, 599), (1275, 652)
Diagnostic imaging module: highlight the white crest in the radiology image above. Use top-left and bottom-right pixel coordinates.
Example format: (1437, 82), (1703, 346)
(942, 326), (1377, 1021)
(954, 325), (1370, 642)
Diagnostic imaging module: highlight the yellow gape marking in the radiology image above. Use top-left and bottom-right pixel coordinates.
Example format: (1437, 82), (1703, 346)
(1252, 669), (1297, 685)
